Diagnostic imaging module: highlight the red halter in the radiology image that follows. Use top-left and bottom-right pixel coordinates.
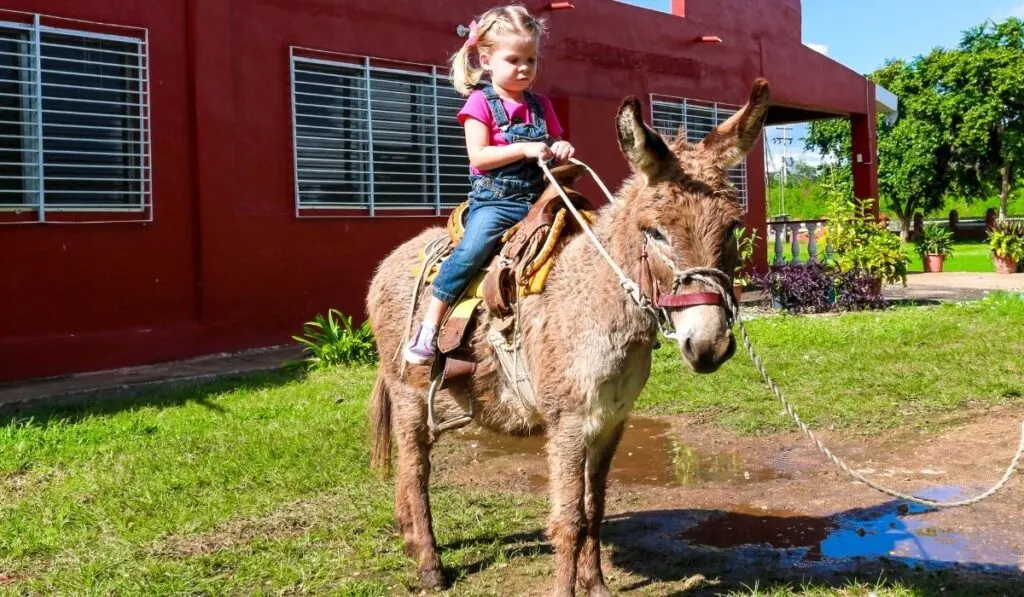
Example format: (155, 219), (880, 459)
(639, 244), (727, 310)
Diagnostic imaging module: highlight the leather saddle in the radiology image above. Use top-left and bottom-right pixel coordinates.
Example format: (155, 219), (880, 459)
(426, 163), (594, 385)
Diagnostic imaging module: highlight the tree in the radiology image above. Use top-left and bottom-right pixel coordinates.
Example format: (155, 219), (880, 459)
(939, 18), (1024, 220)
(807, 57), (951, 241)
(874, 55), (952, 241)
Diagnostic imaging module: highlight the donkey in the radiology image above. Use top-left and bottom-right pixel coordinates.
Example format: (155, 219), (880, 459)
(366, 78), (771, 596)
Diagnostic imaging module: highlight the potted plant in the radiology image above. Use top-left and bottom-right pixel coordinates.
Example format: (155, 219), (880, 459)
(914, 223), (955, 273)
(732, 226), (759, 305)
(987, 220), (1024, 274)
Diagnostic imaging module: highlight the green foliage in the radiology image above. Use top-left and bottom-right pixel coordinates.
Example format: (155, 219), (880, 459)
(943, 188), (1024, 217)
(986, 220), (1024, 260)
(823, 197), (909, 286)
(940, 18), (1024, 219)
(290, 309), (377, 370)
(875, 54), (952, 235)
(733, 225), (759, 286)
(804, 118), (852, 168)
(914, 223), (955, 258)
(808, 56), (952, 236)
(805, 17), (1024, 226)
(765, 160), (836, 219)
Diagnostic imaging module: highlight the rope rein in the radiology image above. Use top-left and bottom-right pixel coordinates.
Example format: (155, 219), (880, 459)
(539, 157), (1024, 509)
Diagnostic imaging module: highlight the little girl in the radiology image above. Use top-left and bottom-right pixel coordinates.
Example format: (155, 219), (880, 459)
(404, 4), (575, 365)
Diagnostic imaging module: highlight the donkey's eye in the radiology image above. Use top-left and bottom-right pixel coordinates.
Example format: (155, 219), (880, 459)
(644, 227), (669, 243)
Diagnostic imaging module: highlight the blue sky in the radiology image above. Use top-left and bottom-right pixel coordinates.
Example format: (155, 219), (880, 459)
(619, 0), (1024, 168)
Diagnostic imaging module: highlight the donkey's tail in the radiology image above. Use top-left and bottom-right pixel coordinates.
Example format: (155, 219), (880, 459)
(369, 371), (393, 476)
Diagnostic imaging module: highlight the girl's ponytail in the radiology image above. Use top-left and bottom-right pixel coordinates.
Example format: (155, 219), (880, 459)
(449, 44), (482, 96)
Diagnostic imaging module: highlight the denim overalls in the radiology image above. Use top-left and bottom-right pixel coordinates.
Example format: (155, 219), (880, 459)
(431, 85), (551, 304)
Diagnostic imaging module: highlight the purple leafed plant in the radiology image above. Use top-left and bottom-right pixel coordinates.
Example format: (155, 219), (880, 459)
(832, 267), (887, 311)
(754, 263), (885, 314)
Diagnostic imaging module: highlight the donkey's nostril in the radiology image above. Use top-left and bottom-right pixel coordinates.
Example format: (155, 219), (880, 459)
(683, 337), (697, 362)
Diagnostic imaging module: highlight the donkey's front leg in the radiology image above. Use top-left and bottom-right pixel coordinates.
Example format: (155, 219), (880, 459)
(577, 421), (625, 597)
(546, 419), (588, 597)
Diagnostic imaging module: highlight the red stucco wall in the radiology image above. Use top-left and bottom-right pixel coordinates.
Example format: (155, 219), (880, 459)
(0, 0), (877, 381)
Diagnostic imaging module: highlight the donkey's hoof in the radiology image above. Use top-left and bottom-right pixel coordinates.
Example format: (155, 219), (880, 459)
(587, 585), (612, 597)
(419, 567), (445, 590)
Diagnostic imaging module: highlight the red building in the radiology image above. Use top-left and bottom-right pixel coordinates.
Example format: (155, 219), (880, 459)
(0, 0), (889, 382)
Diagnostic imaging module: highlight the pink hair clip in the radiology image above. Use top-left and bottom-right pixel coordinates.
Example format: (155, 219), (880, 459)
(462, 20), (479, 49)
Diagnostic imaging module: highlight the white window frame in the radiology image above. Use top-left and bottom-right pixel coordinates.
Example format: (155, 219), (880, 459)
(0, 11), (151, 223)
(290, 47), (470, 217)
(650, 94), (748, 212)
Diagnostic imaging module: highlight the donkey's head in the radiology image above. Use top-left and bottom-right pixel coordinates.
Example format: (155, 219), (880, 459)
(616, 78), (770, 373)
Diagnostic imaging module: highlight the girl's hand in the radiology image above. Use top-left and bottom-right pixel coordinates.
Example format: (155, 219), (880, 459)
(521, 142), (552, 160)
(550, 140), (575, 164)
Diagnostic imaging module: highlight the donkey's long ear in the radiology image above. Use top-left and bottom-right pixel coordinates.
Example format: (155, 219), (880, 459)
(616, 96), (675, 182)
(699, 78), (771, 169)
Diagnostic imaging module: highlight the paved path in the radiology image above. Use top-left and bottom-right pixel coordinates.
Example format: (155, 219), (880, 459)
(0, 345), (302, 409)
(884, 272), (1024, 303)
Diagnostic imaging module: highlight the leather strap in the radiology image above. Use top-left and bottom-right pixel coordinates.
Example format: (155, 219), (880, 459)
(656, 292), (723, 308)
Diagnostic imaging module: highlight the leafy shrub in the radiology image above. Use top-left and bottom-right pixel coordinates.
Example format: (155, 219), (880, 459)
(987, 220), (1024, 261)
(914, 223), (955, 258)
(823, 197), (909, 286)
(290, 309), (377, 370)
(733, 226), (760, 287)
(755, 263), (885, 314)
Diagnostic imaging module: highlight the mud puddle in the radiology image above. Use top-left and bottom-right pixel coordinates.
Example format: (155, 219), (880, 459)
(675, 486), (1021, 569)
(458, 417), (786, 491)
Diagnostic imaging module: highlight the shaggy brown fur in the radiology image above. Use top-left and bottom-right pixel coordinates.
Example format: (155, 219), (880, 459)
(366, 78), (771, 596)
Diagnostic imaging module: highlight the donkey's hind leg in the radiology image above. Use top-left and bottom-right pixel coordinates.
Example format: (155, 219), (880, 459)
(391, 384), (445, 589)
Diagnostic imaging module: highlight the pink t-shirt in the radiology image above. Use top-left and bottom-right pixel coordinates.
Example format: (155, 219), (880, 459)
(457, 90), (564, 175)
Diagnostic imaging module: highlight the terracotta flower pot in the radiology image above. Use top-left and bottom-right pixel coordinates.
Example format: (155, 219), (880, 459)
(993, 253), (1019, 275)
(732, 283), (744, 306)
(923, 254), (945, 273)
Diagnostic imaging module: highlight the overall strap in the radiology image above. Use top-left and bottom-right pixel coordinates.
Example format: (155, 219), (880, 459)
(523, 91), (548, 136)
(481, 85), (510, 129)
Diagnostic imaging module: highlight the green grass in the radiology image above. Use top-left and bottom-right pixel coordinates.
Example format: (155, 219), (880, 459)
(904, 241), (994, 272)
(0, 293), (1022, 594)
(639, 292), (1024, 434)
(0, 369), (549, 594)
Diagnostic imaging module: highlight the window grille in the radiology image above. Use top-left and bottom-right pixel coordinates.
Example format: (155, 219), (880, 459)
(0, 12), (150, 221)
(290, 48), (470, 216)
(650, 95), (748, 211)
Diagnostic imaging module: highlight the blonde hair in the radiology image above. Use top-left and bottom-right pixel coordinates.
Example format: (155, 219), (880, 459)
(449, 5), (546, 96)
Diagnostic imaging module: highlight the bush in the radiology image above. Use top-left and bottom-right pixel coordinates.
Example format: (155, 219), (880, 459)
(987, 220), (1024, 261)
(823, 197), (909, 286)
(914, 223), (955, 258)
(289, 309), (377, 370)
(755, 263), (885, 314)
(733, 226), (759, 287)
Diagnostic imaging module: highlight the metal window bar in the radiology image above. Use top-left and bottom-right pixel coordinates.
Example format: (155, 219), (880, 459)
(0, 13), (150, 221)
(650, 94), (748, 212)
(291, 48), (471, 216)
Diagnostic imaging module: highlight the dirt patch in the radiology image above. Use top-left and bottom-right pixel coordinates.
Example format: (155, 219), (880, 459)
(149, 496), (341, 558)
(431, 407), (1024, 594)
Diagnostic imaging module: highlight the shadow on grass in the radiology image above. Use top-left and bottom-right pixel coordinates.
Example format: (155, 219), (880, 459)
(0, 368), (306, 428)
(440, 528), (551, 586)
